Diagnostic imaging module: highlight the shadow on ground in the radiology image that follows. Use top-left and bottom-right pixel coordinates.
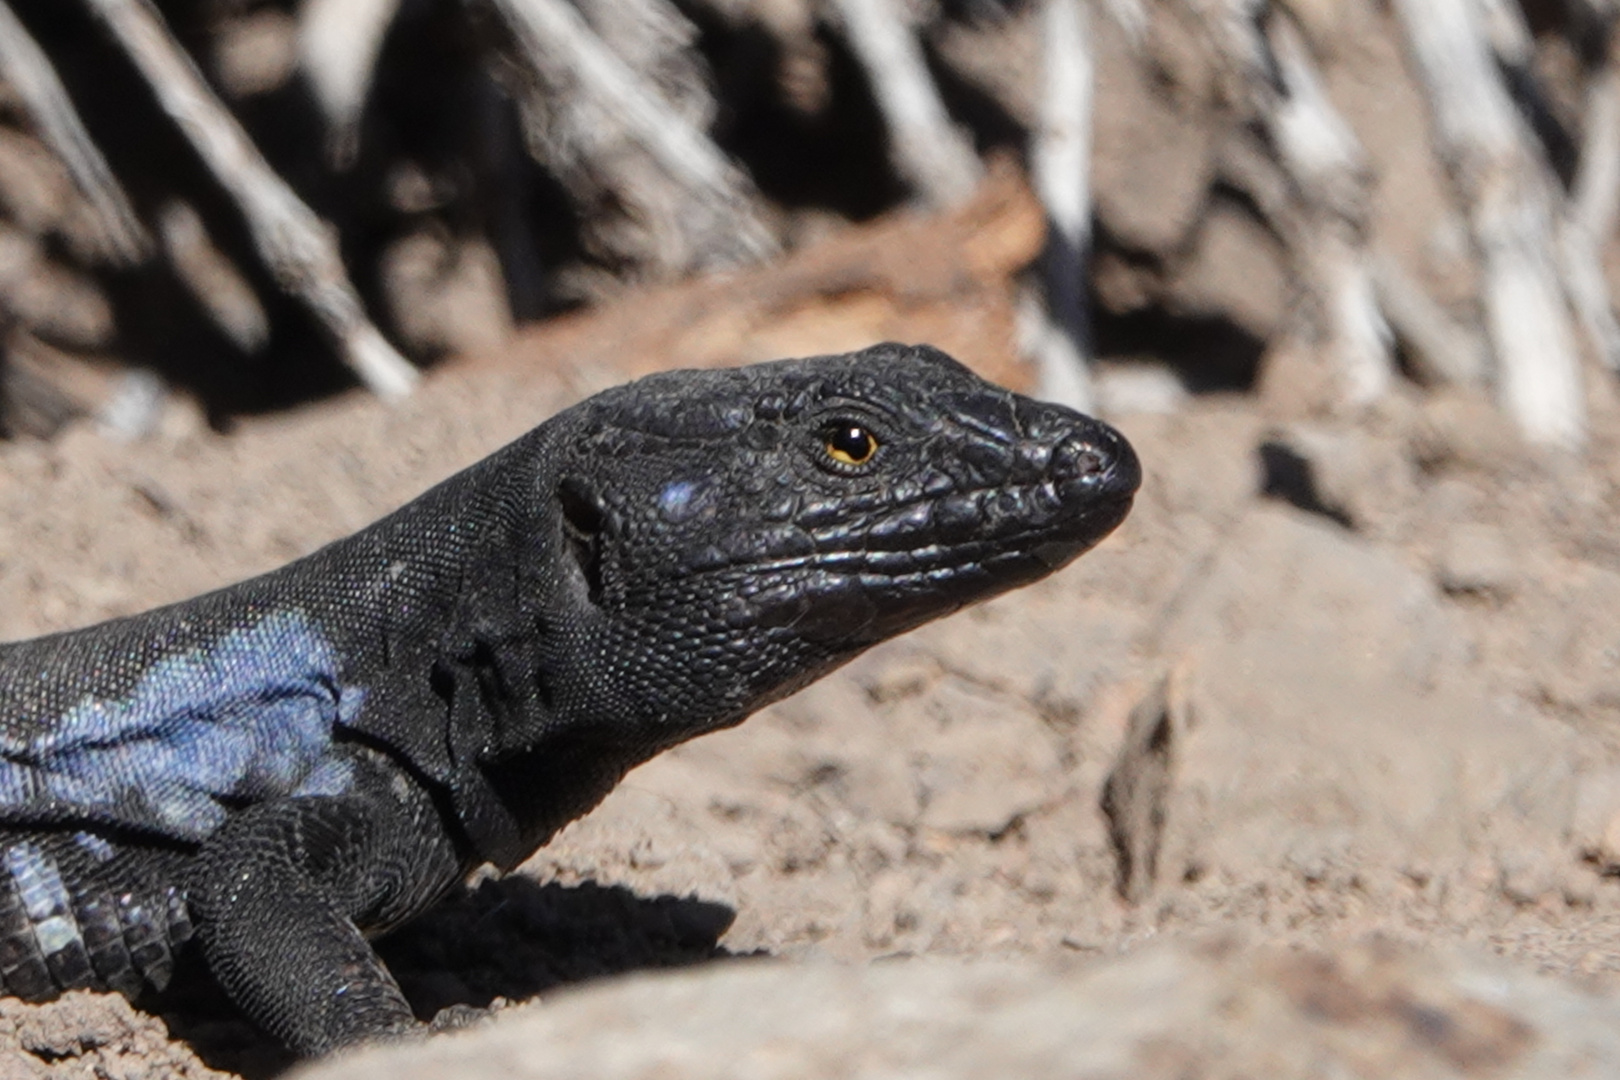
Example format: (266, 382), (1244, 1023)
(143, 878), (742, 1078)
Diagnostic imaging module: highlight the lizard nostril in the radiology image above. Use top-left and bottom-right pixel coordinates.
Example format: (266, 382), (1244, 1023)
(1053, 438), (1108, 481)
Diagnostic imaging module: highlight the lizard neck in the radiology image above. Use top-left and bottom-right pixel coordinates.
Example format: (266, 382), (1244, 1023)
(286, 435), (574, 866)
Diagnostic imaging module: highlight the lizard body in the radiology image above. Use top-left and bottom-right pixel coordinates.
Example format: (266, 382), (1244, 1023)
(0, 343), (1139, 1054)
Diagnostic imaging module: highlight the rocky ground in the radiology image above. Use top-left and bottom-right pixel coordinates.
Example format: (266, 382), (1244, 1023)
(0, 171), (1619, 1078)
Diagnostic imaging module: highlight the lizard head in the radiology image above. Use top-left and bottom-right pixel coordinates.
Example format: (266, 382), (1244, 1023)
(536, 342), (1139, 742)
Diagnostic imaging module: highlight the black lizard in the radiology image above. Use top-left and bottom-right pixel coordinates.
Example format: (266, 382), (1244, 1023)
(0, 343), (1138, 1055)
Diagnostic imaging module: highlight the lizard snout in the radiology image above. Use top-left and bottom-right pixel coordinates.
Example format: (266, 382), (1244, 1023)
(1050, 421), (1140, 503)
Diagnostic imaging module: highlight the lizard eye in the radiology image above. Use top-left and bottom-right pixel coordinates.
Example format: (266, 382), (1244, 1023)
(823, 422), (879, 467)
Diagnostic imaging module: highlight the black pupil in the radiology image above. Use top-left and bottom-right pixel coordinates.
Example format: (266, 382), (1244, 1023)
(830, 425), (873, 462)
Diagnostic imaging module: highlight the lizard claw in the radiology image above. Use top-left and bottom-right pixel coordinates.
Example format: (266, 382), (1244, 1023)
(427, 1002), (496, 1035)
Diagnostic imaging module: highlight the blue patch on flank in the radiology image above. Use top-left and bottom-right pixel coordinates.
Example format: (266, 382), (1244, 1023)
(0, 611), (363, 841)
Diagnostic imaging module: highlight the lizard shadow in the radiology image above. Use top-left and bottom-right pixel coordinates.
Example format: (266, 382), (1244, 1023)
(146, 877), (743, 1078)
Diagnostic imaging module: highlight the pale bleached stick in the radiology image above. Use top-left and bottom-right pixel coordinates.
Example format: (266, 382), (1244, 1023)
(297, 0), (402, 166)
(827, 0), (980, 210)
(1478, 0), (1620, 374)
(1370, 252), (1486, 386)
(1394, 0), (1585, 447)
(1563, 41), (1620, 372)
(81, 0), (418, 399)
(1573, 64), (1620, 240)
(490, 0), (775, 269)
(1027, 0), (1094, 412)
(1178, 1), (1393, 406)
(156, 200), (269, 355)
(1098, 0), (1147, 45)
(0, 0), (147, 265)
(1263, 13), (1392, 406)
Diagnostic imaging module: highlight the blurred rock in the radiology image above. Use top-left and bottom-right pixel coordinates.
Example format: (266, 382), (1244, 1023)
(1409, 390), (1524, 474)
(0, 224), (113, 349)
(1258, 422), (1418, 532)
(1155, 506), (1576, 903)
(1092, 8), (1218, 256)
(1517, 564), (1620, 728)
(381, 230), (514, 357)
(1170, 202), (1290, 340)
(1090, 246), (1160, 317)
(1573, 770), (1620, 874)
(1256, 335), (1341, 417)
(0, 127), (71, 238)
(1435, 523), (1516, 598)
(300, 940), (1620, 1080)
(1102, 672), (1185, 901)
(504, 164), (1043, 393)
(912, 682), (1060, 836)
(1258, 429), (1355, 526)
(523, 787), (738, 908)
(0, 339), (85, 438)
(929, 3), (1040, 128)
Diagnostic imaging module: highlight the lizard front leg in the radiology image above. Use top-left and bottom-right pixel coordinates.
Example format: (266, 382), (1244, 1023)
(188, 770), (465, 1056)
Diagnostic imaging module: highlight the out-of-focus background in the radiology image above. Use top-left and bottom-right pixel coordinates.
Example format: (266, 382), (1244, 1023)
(6, 1), (1620, 1078)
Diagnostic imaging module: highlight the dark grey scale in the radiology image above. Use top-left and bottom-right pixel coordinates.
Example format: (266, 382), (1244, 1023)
(0, 855), (53, 1001)
(5, 841), (98, 992)
(50, 833), (195, 999)
(76, 889), (143, 998)
(118, 891), (176, 991)
(164, 886), (193, 952)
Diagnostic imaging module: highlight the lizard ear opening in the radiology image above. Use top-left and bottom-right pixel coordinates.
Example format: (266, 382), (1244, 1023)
(557, 479), (604, 604)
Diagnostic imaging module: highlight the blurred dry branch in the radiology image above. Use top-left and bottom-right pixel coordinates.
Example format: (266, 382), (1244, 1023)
(1395, 0), (1586, 448)
(1370, 253), (1486, 388)
(1565, 28), (1620, 373)
(1189, 1), (1392, 408)
(1026, 0), (1096, 412)
(0, 0), (146, 266)
(0, 0), (1613, 443)
(827, 0), (981, 209)
(81, 0), (418, 399)
(489, 0), (776, 281)
(1261, 12), (1391, 407)
(298, 0), (402, 166)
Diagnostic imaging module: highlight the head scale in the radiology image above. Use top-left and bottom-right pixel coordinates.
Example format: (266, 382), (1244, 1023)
(530, 342), (1140, 749)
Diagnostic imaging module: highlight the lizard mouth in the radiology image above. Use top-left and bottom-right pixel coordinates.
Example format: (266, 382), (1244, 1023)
(621, 413), (1139, 645)
(699, 474), (1136, 645)
(747, 494), (1130, 587)
(681, 473), (1134, 585)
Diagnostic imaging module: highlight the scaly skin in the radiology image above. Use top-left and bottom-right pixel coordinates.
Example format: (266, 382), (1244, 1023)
(0, 343), (1139, 1055)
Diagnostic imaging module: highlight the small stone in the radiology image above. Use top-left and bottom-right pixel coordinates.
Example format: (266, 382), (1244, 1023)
(1436, 524), (1516, 597)
(1257, 423), (1417, 532)
(1410, 390), (1522, 474)
(1170, 204), (1290, 340)
(1568, 769), (1620, 871)
(1095, 363), (1188, 416)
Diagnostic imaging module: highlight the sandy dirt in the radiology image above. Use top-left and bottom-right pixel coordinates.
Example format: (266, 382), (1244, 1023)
(3, 173), (1620, 1077)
